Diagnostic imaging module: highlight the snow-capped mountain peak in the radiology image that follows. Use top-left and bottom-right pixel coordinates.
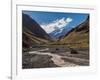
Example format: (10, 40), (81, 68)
(41, 17), (72, 34)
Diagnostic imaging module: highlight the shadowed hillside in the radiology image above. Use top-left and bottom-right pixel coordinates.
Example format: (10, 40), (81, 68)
(22, 13), (52, 50)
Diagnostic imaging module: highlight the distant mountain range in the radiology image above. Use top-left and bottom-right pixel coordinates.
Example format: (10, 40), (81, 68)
(22, 13), (89, 50)
(41, 17), (73, 40)
(53, 16), (89, 48)
(48, 17), (88, 40)
(49, 25), (72, 40)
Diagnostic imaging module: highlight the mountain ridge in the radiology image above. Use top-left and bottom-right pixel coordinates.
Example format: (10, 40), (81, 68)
(51, 15), (89, 49)
(22, 13), (52, 50)
(22, 13), (51, 40)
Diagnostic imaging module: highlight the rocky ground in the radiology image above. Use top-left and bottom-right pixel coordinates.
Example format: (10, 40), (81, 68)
(22, 47), (89, 69)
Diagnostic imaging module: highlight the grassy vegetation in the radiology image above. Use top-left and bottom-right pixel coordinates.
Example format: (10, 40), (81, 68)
(23, 16), (89, 49)
(49, 17), (89, 49)
(23, 29), (89, 49)
(49, 32), (89, 49)
(23, 32), (49, 44)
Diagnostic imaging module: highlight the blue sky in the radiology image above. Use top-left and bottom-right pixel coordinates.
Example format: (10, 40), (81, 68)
(23, 11), (89, 33)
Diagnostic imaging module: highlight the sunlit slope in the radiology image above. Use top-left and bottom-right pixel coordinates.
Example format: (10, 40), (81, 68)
(52, 16), (89, 48)
(61, 16), (89, 48)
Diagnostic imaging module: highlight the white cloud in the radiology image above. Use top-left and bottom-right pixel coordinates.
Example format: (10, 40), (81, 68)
(41, 17), (73, 33)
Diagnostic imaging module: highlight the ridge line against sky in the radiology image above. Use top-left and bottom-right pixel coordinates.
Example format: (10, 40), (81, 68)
(40, 17), (73, 33)
(23, 11), (89, 33)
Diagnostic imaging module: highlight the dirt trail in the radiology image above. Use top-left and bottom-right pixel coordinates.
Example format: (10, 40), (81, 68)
(29, 48), (78, 67)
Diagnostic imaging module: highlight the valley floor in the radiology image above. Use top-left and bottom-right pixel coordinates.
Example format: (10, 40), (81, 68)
(22, 47), (89, 69)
